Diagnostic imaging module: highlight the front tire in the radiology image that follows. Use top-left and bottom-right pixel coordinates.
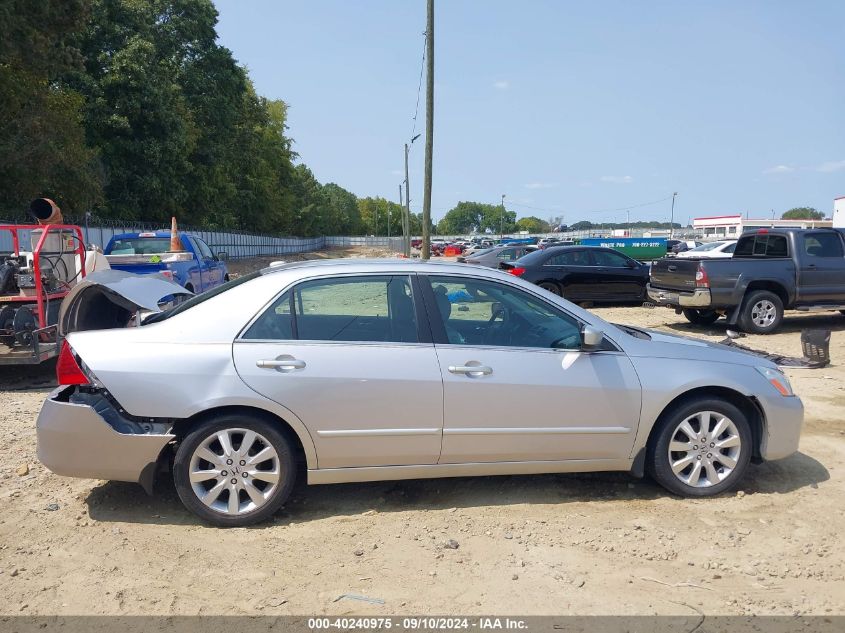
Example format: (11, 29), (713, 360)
(174, 414), (295, 527)
(739, 290), (783, 334)
(647, 397), (751, 497)
(682, 308), (720, 326)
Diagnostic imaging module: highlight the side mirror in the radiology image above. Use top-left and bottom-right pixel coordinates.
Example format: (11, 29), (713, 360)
(626, 260), (638, 268)
(217, 251), (229, 262)
(581, 325), (604, 350)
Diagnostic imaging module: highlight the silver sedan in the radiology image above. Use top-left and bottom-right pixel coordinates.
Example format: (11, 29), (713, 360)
(37, 259), (803, 526)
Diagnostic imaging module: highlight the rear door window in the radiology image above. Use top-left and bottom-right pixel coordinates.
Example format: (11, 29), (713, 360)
(545, 250), (589, 266)
(243, 275), (419, 344)
(802, 233), (844, 258)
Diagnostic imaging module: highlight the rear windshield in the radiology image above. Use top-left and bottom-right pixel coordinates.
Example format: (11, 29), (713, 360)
(142, 270), (261, 324)
(109, 238), (172, 255)
(734, 234), (789, 258)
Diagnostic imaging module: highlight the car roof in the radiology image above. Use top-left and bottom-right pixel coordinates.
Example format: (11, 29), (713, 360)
(259, 257), (511, 278)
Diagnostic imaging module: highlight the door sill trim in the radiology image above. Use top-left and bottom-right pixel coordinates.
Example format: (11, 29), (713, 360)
(307, 458), (633, 485)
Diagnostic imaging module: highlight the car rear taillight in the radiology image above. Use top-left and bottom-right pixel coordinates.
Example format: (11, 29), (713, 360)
(695, 263), (710, 288)
(508, 267), (527, 277)
(56, 341), (89, 386)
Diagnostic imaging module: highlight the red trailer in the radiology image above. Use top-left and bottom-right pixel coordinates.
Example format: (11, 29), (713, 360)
(0, 223), (86, 364)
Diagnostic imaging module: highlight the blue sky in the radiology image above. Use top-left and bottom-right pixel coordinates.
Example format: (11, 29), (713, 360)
(213, 0), (845, 225)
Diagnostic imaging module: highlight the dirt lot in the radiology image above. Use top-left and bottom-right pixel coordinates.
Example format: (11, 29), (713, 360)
(1, 256), (844, 616)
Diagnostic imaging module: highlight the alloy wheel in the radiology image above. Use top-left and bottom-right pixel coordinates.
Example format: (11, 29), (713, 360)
(667, 411), (742, 488)
(188, 428), (281, 516)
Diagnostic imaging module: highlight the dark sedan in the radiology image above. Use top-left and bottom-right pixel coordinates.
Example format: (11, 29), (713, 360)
(500, 246), (649, 303)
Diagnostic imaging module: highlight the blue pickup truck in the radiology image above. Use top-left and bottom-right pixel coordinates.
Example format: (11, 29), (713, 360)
(104, 231), (229, 293)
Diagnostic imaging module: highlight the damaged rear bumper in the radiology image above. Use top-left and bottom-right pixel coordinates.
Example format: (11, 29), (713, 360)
(37, 387), (174, 492)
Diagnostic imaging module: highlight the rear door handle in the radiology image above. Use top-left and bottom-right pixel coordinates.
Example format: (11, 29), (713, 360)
(256, 358), (306, 370)
(448, 364), (493, 376)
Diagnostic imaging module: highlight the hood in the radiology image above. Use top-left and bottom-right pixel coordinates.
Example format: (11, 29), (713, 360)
(621, 327), (776, 369)
(59, 269), (193, 336)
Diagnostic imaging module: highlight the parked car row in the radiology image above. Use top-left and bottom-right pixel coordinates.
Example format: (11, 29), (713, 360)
(452, 228), (845, 335)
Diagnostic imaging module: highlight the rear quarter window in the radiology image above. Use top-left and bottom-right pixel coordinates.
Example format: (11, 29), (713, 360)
(734, 234), (789, 257)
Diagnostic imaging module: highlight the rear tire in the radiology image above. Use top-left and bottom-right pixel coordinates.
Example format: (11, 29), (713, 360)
(738, 290), (783, 334)
(174, 414), (296, 527)
(647, 397), (752, 497)
(682, 308), (720, 326)
(539, 281), (562, 296)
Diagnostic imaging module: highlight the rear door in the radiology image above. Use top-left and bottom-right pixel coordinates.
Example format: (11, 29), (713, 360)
(232, 274), (444, 469)
(422, 274), (641, 464)
(796, 231), (845, 304)
(541, 249), (596, 300)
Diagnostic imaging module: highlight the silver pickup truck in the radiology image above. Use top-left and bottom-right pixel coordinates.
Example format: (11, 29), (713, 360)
(648, 228), (845, 333)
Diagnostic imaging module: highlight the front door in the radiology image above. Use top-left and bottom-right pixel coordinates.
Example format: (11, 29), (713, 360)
(233, 274), (443, 469)
(587, 250), (645, 302)
(421, 274), (642, 464)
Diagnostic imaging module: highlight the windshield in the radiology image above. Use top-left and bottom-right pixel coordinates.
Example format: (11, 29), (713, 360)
(142, 270), (262, 324)
(109, 238), (172, 254)
(468, 247), (495, 257)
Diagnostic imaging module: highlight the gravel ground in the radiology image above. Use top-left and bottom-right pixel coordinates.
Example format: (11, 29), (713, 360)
(1, 259), (843, 616)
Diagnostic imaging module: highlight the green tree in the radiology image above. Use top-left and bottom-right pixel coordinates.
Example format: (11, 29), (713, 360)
(357, 197), (405, 236)
(438, 201), (516, 235)
(515, 216), (549, 233)
(0, 0), (103, 216)
(782, 207), (824, 220)
(322, 183), (363, 234)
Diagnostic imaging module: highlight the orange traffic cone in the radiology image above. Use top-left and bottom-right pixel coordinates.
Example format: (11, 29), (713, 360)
(169, 217), (183, 252)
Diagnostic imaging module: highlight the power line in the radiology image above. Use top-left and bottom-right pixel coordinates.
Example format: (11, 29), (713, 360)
(410, 31), (426, 142)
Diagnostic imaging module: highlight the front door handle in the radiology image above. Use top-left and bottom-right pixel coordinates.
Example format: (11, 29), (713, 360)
(448, 364), (493, 376)
(256, 358), (306, 370)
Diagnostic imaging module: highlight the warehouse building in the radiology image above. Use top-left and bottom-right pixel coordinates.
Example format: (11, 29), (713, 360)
(693, 213), (833, 238)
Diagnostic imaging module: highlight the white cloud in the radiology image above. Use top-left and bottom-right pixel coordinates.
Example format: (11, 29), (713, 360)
(524, 182), (556, 190)
(600, 175), (634, 184)
(816, 160), (845, 173)
(763, 165), (795, 174)
(493, 80), (509, 90)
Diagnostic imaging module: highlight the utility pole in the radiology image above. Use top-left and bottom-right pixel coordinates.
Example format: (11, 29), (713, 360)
(404, 142), (414, 256)
(421, 0), (434, 260)
(500, 194), (506, 237)
(399, 184), (404, 253)
(669, 192), (678, 238)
